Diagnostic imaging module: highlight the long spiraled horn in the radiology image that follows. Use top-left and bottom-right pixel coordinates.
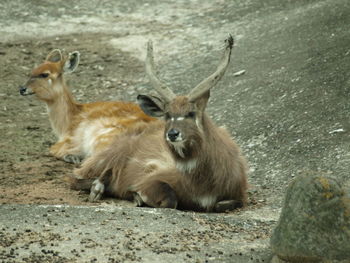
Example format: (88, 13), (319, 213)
(145, 40), (176, 102)
(188, 34), (234, 102)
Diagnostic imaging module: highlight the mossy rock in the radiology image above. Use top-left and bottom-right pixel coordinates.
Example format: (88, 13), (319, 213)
(270, 174), (350, 262)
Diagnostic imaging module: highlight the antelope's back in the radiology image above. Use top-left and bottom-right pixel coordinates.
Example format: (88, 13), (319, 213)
(70, 101), (156, 157)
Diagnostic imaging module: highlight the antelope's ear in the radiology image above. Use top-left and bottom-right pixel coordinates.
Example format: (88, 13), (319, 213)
(63, 51), (80, 73)
(46, 49), (63, 62)
(194, 90), (210, 112)
(137, 94), (165, 117)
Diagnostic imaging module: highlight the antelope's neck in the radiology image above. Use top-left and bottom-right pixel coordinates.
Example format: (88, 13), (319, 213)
(46, 83), (79, 139)
(176, 114), (222, 178)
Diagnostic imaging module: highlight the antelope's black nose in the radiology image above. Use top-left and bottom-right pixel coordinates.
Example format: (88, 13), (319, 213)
(19, 86), (27, 95)
(167, 129), (180, 142)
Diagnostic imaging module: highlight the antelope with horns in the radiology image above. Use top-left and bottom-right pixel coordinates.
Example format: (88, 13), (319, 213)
(20, 49), (155, 164)
(71, 35), (248, 212)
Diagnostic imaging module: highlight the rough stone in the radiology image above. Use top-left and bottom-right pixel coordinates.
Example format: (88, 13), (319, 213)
(270, 174), (350, 262)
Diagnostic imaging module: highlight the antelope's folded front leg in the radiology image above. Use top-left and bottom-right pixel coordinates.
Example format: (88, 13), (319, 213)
(50, 138), (83, 164)
(136, 180), (178, 209)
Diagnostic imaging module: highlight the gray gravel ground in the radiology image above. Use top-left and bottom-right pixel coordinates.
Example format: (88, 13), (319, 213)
(1, 205), (273, 262)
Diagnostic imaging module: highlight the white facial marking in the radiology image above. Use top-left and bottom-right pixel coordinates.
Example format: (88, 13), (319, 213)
(48, 79), (52, 86)
(195, 118), (200, 127)
(46, 105), (51, 114)
(176, 133), (183, 141)
(171, 141), (186, 158)
(176, 117), (185, 121)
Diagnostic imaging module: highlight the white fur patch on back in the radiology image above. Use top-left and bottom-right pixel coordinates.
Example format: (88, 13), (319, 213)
(74, 118), (121, 157)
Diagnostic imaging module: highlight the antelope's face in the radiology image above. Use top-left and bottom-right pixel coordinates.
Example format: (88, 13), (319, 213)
(164, 96), (207, 158)
(20, 62), (61, 101)
(138, 94), (208, 160)
(19, 49), (80, 102)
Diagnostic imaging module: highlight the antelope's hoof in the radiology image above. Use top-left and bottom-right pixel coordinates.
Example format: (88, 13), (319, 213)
(214, 200), (242, 213)
(63, 154), (83, 164)
(133, 193), (145, 207)
(89, 179), (105, 202)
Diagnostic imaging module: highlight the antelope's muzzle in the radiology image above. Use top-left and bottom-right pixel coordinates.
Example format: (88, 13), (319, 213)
(19, 85), (33, 96)
(167, 128), (181, 142)
(19, 85), (27, 95)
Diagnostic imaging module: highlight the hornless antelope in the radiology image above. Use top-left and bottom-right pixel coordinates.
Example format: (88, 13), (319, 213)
(20, 49), (155, 163)
(71, 35), (248, 212)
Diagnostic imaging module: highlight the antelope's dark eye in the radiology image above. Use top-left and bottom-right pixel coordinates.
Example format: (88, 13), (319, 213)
(186, 112), (196, 118)
(38, 73), (49, 78)
(165, 112), (171, 120)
